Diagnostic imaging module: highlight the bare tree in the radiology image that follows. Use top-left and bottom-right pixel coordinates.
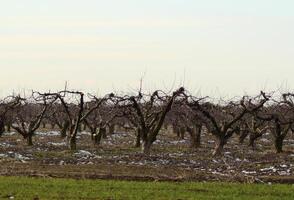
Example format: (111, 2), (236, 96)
(11, 94), (53, 145)
(39, 90), (114, 150)
(84, 103), (119, 146)
(0, 96), (23, 136)
(186, 92), (269, 156)
(170, 103), (203, 149)
(255, 103), (293, 153)
(47, 103), (70, 138)
(117, 87), (185, 154)
(246, 116), (269, 148)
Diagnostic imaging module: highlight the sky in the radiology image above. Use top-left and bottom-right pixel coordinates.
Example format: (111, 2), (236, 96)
(1, 0), (294, 98)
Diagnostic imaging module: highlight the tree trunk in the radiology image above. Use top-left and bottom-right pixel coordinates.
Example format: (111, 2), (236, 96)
(67, 125), (77, 150)
(0, 128), (4, 137)
(180, 127), (185, 139)
(69, 136), (76, 150)
(176, 128), (180, 138)
(248, 133), (262, 149)
(248, 136), (255, 148)
(134, 128), (141, 148)
(173, 126), (180, 138)
(239, 130), (248, 144)
(51, 123), (56, 129)
(61, 127), (67, 138)
(142, 140), (152, 154)
(274, 136), (284, 153)
(108, 124), (115, 135)
(42, 122), (46, 128)
(101, 127), (107, 139)
(61, 121), (70, 138)
(27, 134), (33, 146)
(7, 123), (11, 132)
(163, 123), (168, 130)
(194, 125), (202, 148)
(0, 120), (5, 136)
(83, 123), (87, 131)
(77, 124), (82, 132)
(188, 125), (202, 149)
(213, 136), (226, 156)
(93, 129), (103, 146)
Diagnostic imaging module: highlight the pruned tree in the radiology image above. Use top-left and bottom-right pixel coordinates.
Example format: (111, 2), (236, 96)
(169, 103), (203, 149)
(246, 115), (269, 148)
(185, 92), (269, 156)
(116, 87), (185, 154)
(47, 103), (70, 138)
(255, 102), (293, 153)
(11, 93), (54, 145)
(0, 96), (23, 136)
(84, 102), (119, 146)
(39, 90), (114, 150)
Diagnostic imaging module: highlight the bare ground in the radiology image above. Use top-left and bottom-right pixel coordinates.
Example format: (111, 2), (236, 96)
(0, 128), (293, 184)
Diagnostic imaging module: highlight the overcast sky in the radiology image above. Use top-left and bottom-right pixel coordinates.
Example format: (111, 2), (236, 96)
(1, 0), (294, 97)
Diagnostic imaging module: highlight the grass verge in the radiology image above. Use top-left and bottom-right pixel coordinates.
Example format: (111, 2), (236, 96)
(0, 176), (293, 200)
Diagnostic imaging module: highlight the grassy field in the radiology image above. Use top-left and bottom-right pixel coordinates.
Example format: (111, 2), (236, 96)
(0, 177), (293, 200)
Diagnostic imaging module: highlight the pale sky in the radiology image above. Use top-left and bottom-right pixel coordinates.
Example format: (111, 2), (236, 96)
(1, 0), (294, 97)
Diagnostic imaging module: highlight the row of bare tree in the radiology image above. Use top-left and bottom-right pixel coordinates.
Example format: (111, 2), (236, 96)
(0, 88), (293, 156)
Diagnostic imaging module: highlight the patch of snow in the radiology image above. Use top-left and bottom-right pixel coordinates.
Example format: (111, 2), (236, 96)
(168, 153), (184, 157)
(154, 140), (165, 145)
(0, 142), (13, 147)
(3, 132), (16, 136)
(278, 171), (290, 176)
(8, 152), (31, 161)
(80, 131), (91, 136)
(74, 150), (93, 158)
(36, 131), (60, 136)
(242, 170), (257, 175)
(0, 153), (8, 158)
(170, 140), (187, 145)
(260, 167), (277, 173)
(260, 138), (270, 143)
(48, 142), (66, 146)
(15, 153), (30, 160)
(211, 171), (227, 176)
(111, 132), (129, 139)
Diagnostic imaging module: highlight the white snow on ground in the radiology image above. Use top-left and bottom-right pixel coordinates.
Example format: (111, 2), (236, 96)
(260, 138), (270, 143)
(170, 140), (188, 145)
(14, 153), (30, 161)
(242, 170), (257, 175)
(48, 142), (66, 146)
(0, 151), (31, 162)
(0, 142), (13, 147)
(260, 166), (277, 172)
(3, 132), (16, 136)
(36, 131), (60, 136)
(74, 150), (95, 159)
(110, 132), (129, 139)
(80, 131), (91, 136)
(0, 154), (8, 158)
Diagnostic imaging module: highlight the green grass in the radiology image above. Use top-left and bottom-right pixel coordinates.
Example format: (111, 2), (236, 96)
(0, 176), (293, 200)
